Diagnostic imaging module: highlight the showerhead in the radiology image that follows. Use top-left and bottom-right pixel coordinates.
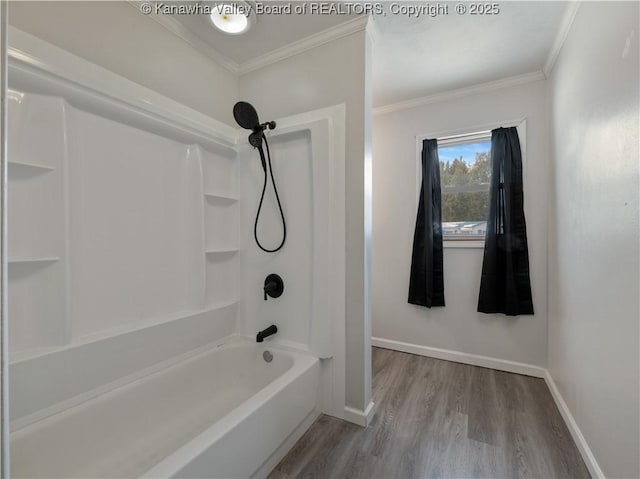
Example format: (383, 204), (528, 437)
(233, 101), (260, 131)
(233, 101), (277, 153)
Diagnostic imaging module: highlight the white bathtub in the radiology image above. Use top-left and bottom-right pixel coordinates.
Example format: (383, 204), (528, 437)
(11, 338), (320, 478)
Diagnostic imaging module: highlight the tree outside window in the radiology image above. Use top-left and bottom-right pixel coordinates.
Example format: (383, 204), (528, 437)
(438, 140), (491, 239)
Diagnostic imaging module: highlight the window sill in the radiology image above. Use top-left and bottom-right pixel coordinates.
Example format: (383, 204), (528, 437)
(443, 240), (485, 249)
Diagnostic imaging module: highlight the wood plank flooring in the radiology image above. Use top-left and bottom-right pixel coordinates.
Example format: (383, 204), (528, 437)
(268, 347), (590, 479)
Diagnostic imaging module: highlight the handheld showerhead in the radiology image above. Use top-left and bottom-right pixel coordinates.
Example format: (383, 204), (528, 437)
(233, 101), (260, 131)
(232, 101), (286, 253)
(234, 101), (264, 168)
(233, 101), (277, 144)
(233, 101), (277, 170)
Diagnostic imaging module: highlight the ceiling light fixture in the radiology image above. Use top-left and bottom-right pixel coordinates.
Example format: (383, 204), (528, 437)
(210, 2), (253, 35)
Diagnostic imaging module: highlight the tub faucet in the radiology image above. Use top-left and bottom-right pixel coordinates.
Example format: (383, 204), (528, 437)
(256, 324), (278, 343)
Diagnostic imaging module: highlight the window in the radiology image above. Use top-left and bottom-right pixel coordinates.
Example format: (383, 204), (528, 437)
(416, 121), (526, 245)
(438, 132), (491, 241)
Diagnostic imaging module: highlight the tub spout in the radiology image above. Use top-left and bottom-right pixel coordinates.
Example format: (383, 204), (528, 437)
(256, 325), (278, 343)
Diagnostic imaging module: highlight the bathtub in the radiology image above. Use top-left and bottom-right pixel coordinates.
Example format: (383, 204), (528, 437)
(11, 338), (320, 478)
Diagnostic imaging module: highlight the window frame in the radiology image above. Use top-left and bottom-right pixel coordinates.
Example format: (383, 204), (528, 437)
(415, 119), (527, 249)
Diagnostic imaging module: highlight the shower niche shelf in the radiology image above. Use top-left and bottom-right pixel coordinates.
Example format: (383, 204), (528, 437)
(9, 259), (66, 354)
(8, 257), (60, 264)
(200, 146), (237, 202)
(8, 164), (63, 261)
(8, 160), (56, 172)
(204, 198), (239, 252)
(205, 249), (238, 255)
(7, 93), (68, 357)
(204, 192), (238, 203)
(200, 142), (239, 253)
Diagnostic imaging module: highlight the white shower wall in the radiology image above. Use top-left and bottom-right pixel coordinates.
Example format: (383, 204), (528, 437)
(68, 107), (207, 338)
(239, 130), (314, 349)
(6, 28), (245, 428)
(238, 110), (346, 365)
(8, 92), (238, 356)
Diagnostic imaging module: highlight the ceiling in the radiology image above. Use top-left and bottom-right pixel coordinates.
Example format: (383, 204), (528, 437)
(159, 1), (358, 65)
(158, 1), (570, 107)
(371, 1), (569, 106)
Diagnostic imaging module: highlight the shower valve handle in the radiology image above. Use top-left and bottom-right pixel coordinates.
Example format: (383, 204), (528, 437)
(264, 274), (284, 301)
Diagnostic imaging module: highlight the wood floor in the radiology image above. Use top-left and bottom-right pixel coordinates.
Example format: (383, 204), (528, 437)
(268, 347), (590, 479)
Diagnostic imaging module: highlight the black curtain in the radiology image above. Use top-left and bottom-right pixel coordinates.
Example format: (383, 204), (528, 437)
(478, 127), (533, 315)
(408, 139), (445, 307)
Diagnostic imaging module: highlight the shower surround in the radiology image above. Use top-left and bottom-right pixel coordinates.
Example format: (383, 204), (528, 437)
(6, 28), (347, 477)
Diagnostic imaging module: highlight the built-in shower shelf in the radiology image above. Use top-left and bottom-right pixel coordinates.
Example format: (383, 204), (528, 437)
(8, 256), (60, 264)
(205, 249), (238, 255)
(204, 192), (238, 203)
(8, 160), (56, 172)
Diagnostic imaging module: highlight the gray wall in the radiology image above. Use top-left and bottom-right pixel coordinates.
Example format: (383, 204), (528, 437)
(373, 79), (549, 368)
(547, 2), (639, 477)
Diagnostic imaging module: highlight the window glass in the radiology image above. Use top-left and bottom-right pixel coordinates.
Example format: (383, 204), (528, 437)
(438, 140), (491, 239)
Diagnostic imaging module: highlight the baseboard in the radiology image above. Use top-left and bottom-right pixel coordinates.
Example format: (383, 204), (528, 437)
(372, 337), (546, 378)
(343, 400), (376, 427)
(544, 371), (605, 479)
(364, 401), (375, 425)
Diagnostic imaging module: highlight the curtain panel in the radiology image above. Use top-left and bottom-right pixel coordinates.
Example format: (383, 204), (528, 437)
(408, 139), (445, 308)
(478, 127), (534, 315)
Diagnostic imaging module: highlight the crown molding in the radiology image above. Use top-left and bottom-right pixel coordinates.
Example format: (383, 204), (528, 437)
(237, 15), (369, 75)
(127, 3), (368, 76)
(543, 1), (581, 78)
(125, 1), (240, 74)
(365, 13), (382, 45)
(373, 70), (546, 116)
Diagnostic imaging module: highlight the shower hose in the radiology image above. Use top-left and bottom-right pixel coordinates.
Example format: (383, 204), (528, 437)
(255, 135), (286, 253)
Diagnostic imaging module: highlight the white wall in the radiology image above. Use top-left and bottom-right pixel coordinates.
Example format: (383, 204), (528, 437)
(239, 29), (373, 412)
(7, 1), (238, 126)
(547, 2), (639, 478)
(373, 80), (548, 367)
